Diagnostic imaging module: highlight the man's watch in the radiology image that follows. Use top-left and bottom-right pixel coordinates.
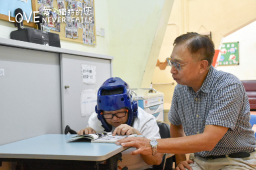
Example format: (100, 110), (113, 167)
(149, 139), (158, 156)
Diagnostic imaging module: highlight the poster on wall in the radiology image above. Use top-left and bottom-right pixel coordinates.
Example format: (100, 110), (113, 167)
(82, 0), (96, 45)
(35, 0), (96, 45)
(218, 42), (239, 66)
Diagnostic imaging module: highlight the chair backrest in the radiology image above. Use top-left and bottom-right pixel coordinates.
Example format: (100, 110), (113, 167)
(157, 121), (171, 138)
(154, 122), (175, 170)
(64, 125), (77, 134)
(241, 80), (256, 92)
(250, 114), (256, 126)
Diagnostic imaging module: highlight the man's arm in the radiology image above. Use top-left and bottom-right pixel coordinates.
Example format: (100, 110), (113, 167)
(112, 124), (163, 165)
(141, 152), (163, 165)
(157, 124), (228, 154)
(116, 124), (228, 155)
(170, 124), (187, 166)
(137, 137), (163, 165)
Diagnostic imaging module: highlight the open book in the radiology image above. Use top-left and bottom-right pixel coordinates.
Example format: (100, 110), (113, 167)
(67, 132), (138, 143)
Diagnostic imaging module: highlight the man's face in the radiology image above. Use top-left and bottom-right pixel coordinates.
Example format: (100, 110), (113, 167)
(170, 43), (201, 86)
(103, 108), (128, 127)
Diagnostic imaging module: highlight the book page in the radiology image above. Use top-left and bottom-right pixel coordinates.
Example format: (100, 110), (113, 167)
(92, 134), (127, 143)
(92, 134), (139, 143)
(67, 134), (99, 142)
(67, 133), (142, 143)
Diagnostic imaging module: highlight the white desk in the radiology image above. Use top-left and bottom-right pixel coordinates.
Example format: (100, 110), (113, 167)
(0, 134), (126, 170)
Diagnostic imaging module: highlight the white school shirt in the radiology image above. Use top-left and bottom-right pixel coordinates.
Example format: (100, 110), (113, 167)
(88, 107), (161, 170)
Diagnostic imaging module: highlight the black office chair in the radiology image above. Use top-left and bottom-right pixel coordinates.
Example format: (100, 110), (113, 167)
(153, 121), (176, 170)
(64, 125), (77, 134)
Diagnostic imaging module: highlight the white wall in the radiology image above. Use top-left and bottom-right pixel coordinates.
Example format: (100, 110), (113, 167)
(217, 21), (256, 80)
(0, 0), (170, 88)
(107, 0), (166, 88)
(0, 20), (17, 39)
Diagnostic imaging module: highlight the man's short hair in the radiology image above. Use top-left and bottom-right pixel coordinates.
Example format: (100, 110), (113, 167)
(173, 32), (215, 66)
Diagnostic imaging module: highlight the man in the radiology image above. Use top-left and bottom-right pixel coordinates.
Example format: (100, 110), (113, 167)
(77, 77), (162, 170)
(116, 33), (256, 170)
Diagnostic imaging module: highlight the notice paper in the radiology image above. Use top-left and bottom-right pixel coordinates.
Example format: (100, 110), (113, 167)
(81, 64), (96, 84)
(81, 89), (97, 117)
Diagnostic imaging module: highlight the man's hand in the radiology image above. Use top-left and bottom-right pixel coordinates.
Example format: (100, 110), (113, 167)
(113, 124), (141, 136)
(77, 127), (96, 135)
(115, 137), (152, 155)
(175, 160), (194, 170)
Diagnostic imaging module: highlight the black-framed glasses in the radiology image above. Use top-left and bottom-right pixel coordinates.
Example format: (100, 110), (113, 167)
(166, 57), (194, 71)
(103, 111), (127, 119)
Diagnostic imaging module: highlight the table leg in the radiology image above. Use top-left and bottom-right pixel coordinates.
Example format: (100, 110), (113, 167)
(95, 161), (100, 170)
(16, 162), (23, 170)
(106, 153), (122, 170)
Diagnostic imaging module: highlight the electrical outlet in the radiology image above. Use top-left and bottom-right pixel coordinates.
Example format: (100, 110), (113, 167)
(96, 26), (101, 36)
(0, 69), (5, 76)
(101, 28), (105, 37)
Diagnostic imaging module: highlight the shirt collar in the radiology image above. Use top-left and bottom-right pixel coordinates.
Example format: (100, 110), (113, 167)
(198, 66), (215, 93)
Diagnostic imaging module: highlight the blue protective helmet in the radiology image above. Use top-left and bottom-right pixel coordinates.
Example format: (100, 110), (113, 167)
(95, 77), (138, 132)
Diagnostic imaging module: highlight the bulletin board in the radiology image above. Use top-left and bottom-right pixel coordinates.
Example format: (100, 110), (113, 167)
(218, 42), (239, 66)
(35, 0), (96, 45)
(0, 0), (36, 27)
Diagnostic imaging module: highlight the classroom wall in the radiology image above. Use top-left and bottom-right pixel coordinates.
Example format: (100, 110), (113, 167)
(151, 0), (256, 114)
(1, 0), (255, 98)
(151, 0), (182, 112)
(186, 0), (256, 48)
(0, 0), (171, 89)
(107, 0), (171, 88)
(216, 21), (256, 80)
(140, 0), (174, 89)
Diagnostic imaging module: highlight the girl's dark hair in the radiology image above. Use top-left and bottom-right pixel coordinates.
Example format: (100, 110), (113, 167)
(173, 32), (215, 66)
